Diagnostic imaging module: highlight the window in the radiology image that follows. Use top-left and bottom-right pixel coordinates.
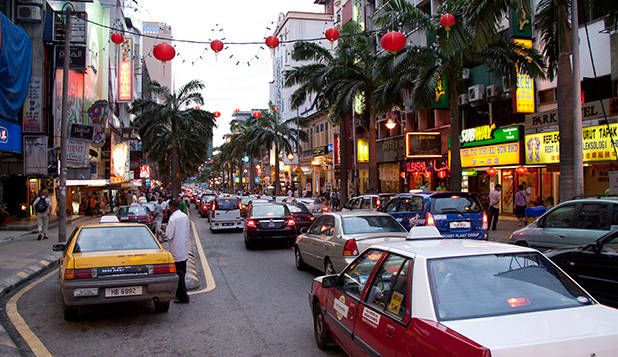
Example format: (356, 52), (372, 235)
(398, 197), (424, 212)
(366, 255), (410, 319)
(342, 249), (385, 298)
(544, 205), (576, 228)
(575, 203), (610, 230)
(310, 128), (313, 136)
(287, 203), (309, 213)
(360, 198), (371, 209)
(352, 198), (363, 210)
(117, 206), (149, 216)
(215, 199), (239, 210)
(430, 194), (483, 214)
(309, 216), (326, 235)
(319, 215), (336, 236)
(538, 89), (556, 104)
(601, 235), (618, 254)
(251, 204), (286, 217)
(320, 123), (324, 132)
(382, 198), (398, 213)
(342, 216), (406, 234)
(74, 226), (160, 253)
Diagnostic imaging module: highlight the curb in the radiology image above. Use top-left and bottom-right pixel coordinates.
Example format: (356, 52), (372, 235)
(186, 229), (201, 291)
(0, 215), (90, 232)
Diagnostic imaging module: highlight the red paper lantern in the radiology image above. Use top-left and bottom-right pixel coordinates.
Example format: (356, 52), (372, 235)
(234, 108), (240, 113)
(424, 171), (432, 179)
(273, 106), (279, 112)
(487, 167), (498, 176)
(380, 31), (406, 54)
(253, 111), (262, 118)
(153, 43), (176, 63)
(413, 172), (421, 179)
(210, 40), (224, 53)
(265, 36), (279, 49)
(111, 33), (124, 45)
(440, 13), (456, 37)
(516, 166), (528, 175)
(325, 28), (339, 46)
(195, 106), (200, 110)
(400, 172), (406, 179)
(213, 111), (221, 118)
(437, 170), (448, 179)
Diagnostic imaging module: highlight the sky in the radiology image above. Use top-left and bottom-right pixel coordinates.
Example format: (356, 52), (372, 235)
(133, 0), (324, 148)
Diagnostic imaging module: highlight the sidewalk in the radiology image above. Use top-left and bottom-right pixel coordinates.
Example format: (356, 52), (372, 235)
(0, 214), (86, 232)
(487, 215), (522, 244)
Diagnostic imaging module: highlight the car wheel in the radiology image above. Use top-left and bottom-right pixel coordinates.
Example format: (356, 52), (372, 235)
(313, 301), (333, 350)
(295, 246), (307, 271)
(245, 238), (255, 250)
(63, 304), (78, 321)
(324, 259), (335, 275)
(515, 241), (529, 247)
(154, 300), (170, 313)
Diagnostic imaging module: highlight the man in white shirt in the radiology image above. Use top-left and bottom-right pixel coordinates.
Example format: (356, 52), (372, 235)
(165, 199), (191, 304)
(488, 184), (501, 231)
(33, 190), (51, 240)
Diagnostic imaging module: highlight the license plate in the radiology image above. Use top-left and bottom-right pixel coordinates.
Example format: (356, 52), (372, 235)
(223, 223), (233, 226)
(268, 223), (275, 228)
(449, 221), (471, 229)
(105, 286), (142, 298)
(73, 288), (98, 297)
(119, 217), (128, 221)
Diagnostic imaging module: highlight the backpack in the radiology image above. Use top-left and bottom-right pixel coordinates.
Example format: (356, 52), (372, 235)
(35, 197), (48, 213)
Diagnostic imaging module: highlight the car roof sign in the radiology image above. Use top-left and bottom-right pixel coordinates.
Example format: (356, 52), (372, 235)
(406, 226), (442, 240)
(100, 215), (120, 224)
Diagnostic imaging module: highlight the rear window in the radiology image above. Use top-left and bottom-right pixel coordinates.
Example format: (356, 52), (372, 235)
(342, 216), (406, 234)
(252, 204), (287, 217)
(287, 203), (309, 213)
(427, 253), (593, 321)
(215, 199), (239, 210)
(430, 194), (482, 214)
(73, 226), (160, 253)
(117, 206), (149, 216)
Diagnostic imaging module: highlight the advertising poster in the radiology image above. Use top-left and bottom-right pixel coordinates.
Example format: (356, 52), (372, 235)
(111, 142), (129, 183)
(23, 77), (43, 132)
(66, 139), (89, 168)
(54, 69), (84, 143)
(23, 136), (48, 175)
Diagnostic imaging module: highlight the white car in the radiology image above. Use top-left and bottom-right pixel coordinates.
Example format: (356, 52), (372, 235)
(210, 197), (243, 232)
(309, 237), (618, 356)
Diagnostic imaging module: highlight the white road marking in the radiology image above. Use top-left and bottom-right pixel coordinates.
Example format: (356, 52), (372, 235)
(188, 221), (216, 295)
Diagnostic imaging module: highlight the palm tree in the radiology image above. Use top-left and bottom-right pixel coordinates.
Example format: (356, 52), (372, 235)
(246, 103), (309, 195)
(227, 118), (263, 191)
(374, 0), (546, 190)
(130, 80), (215, 197)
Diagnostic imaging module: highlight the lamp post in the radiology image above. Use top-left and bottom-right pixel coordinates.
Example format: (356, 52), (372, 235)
(571, 0), (583, 196)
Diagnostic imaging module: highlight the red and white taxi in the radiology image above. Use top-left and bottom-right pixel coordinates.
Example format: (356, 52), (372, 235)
(309, 228), (618, 356)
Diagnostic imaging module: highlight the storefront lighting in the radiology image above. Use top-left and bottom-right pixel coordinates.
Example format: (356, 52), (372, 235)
(385, 118), (397, 130)
(437, 170), (448, 179)
(321, 166), (328, 171)
(423, 171), (431, 179)
(515, 166), (528, 175)
(487, 167), (498, 176)
(287, 153), (295, 160)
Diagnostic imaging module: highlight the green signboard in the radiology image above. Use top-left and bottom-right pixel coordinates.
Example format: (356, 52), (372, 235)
(432, 71), (449, 109)
(510, 0), (532, 39)
(458, 124), (521, 148)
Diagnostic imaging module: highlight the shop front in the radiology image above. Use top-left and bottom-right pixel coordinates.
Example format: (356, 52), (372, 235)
(404, 132), (443, 191)
(377, 135), (405, 193)
(311, 145), (334, 194)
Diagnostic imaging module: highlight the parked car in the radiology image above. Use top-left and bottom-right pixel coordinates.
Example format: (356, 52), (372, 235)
(210, 197), (243, 232)
(244, 203), (296, 249)
(115, 205), (153, 230)
(509, 198), (618, 249)
(378, 192), (488, 239)
(545, 229), (618, 307)
(52, 223), (177, 320)
(308, 237), (618, 356)
(294, 212), (407, 274)
(285, 202), (315, 232)
(342, 193), (395, 212)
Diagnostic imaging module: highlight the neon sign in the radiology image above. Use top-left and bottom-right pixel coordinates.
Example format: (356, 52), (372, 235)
(117, 37), (134, 102)
(513, 38), (534, 113)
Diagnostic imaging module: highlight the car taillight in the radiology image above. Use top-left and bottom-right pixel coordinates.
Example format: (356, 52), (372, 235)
(321, 206), (329, 212)
(482, 212), (488, 230)
(246, 219), (257, 228)
(309, 216), (315, 221)
(65, 268), (97, 280)
(376, 198), (381, 207)
(202, 204), (207, 210)
(152, 263), (176, 274)
(426, 213), (435, 226)
(343, 239), (359, 256)
(212, 202), (216, 211)
(286, 218), (296, 227)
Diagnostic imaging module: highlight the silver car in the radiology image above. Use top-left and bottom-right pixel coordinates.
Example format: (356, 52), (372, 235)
(294, 211), (407, 274)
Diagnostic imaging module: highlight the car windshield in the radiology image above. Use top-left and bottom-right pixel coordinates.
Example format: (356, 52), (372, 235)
(73, 226), (160, 253)
(287, 203), (309, 213)
(116, 206), (148, 216)
(215, 199), (239, 210)
(252, 205), (286, 217)
(427, 252), (593, 321)
(342, 216), (406, 234)
(430, 195), (482, 214)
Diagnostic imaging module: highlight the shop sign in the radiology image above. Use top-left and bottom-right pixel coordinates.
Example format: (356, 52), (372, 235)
(66, 179), (109, 187)
(54, 45), (87, 70)
(525, 98), (617, 130)
(53, 11), (87, 44)
(378, 136), (405, 162)
(509, 0), (532, 39)
(432, 72), (449, 109)
(313, 145), (329, 157)
(111, 142), (129, 182)
(513, 38), (535, 113)
(525, 123), (618, 164)
(406, 158), (449, 173)
(405, 132), (441, 158)
(0, 119), (22, 153)
(461, 142), (521, 167)
(140, 165), (150, 179)
(23, 77), (43, 133)
(70, 123), (94, 141)
(459, 124), (520, 148)
(88, 100), (108, 147)
(117, 37), (134, 103)
(66, 139), (89, 168)
(379, 165), (399, 182)
(23, 136), (48, 175)
(357, 139), (369, 162)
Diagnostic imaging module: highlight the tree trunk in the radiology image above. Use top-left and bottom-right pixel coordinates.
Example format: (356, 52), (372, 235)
(557, 51), (575, 203)
(339, 114), (350, 209)
(238, 160), (244, 192)
(171, 137), (181, 198)
(368, 111), (378, 193)
(249, 157), (255, 192)
(274, 144), (281, 195)
(448, 77), (462, 191)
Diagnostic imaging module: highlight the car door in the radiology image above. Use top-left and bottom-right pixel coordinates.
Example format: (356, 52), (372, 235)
(353, 254), (411, 357)
(314, 215), (336, 267)
(532, 203), (578, 248)
(325, 249), (386, 356)
(570, 202), (612, 246)
(359, 197), (372, 212)
(395, 196), (425, 231)
(300, 216), (327, 269)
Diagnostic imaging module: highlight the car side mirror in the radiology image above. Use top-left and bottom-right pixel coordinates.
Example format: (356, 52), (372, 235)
(300, 227), (308, 234)
(322, 274), (340, 289)
(52, 243), (65, 252)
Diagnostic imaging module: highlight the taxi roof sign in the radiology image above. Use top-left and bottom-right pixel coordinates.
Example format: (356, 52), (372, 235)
(406, 226), (442, 240)
(100, 215), (120, 224)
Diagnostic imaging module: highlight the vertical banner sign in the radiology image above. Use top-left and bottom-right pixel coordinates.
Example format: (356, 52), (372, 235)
(513, 38), (535, 113)
(117, 37), (134, 103)
(23, 136), (48, 175)
(432, 72), (449, 109)
(23, 77), (43, 132)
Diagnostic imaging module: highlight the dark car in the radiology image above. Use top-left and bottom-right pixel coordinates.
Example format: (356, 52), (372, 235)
(115, 205), (153, 230)
(545, 230), (618, 307)
(198, 196), (216, 218)
(285, 202), (315, 232)
(244, 203), (296, 249)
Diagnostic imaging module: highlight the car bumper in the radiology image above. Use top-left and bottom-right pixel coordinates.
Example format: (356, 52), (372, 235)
(61, 274), (178, 307)
(245, 228), (296, 241)
(211, 220), (243, 230)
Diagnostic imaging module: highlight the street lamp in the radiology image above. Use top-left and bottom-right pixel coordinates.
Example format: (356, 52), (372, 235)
(385, 118), (397, 130)
(287, 153), (295, 160)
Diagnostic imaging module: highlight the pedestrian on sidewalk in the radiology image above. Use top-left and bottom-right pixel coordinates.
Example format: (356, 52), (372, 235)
(153, 197), (164, 237)
(165, 199), (190, 304)
(33, 190), (51, 240)
(515, 185), (528, 226)
(488, 184), (501, 231)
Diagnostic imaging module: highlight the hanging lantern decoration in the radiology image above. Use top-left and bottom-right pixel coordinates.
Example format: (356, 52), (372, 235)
(153, 43), (175, 74)
(195, 106), (200, 110)
(253, 111), (262, 119)
(273, 106), (279, 112)
(515, 166), (528, 175)
(111, 32), (124, 46)
(440, 13), (456, 38)
(210, 40), (224, 60)
(324, 28), (339, 49)
(413, 172), (421, 179)
(487, 167), (498, 176)
(214, 111), (221, 118)
(380, 31), (406, 65)
(437, 170), (448, 179)
(234, 108), (240, 113)
(400, 172), (406, 179)
(265, 36), (279, 52)
(423, 171), (432, 179)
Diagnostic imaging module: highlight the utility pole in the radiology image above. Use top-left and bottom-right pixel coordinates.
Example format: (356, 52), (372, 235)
(352, 108), (358, 196)
(58, 5), (72, 242)
(572, 0), (583, 196)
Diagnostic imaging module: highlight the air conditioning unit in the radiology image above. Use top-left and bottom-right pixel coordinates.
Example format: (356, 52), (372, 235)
(468, 84), (485, 102)
(461, 68), (470, 80)
(17, 0), (43, 5)
(458, 94), (469, 106)
(17, 5), (42, 22)
(486, 85), (499, 98)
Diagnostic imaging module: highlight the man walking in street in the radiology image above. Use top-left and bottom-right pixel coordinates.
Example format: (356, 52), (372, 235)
(165, 199), (190, 304)
(33, 189), (51, 240)
(488, 184), (501, 231)
(153, 197), (164, 239)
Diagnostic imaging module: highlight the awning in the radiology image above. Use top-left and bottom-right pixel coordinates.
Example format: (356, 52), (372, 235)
(0, 12), (32, 121)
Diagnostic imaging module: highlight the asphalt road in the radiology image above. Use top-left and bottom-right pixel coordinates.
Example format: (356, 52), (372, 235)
(4, 211), (345, 356)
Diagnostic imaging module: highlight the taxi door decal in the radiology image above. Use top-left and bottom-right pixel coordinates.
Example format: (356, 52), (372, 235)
(333, 295), (349, 320)
(361, 306), (381, 328)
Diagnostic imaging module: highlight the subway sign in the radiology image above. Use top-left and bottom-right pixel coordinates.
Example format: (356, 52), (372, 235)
(459, 124), (521, 148)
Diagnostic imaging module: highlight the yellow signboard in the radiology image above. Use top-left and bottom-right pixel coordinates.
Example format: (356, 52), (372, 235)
(357, 138), (369, 162)
(461, 142), (521, 167)
(525, 124), (618, 164)
(513, 38), (535, 113)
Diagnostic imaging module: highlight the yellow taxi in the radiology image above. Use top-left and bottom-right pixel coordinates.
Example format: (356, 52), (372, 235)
(53, 221), (178, 321)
